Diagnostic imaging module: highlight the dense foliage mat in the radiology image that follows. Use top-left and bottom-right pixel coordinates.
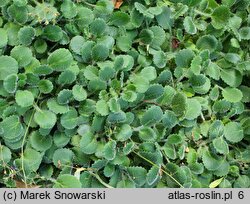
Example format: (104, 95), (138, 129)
(0, 0), (250, 188)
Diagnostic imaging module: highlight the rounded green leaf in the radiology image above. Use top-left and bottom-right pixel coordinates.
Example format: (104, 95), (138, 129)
(139, 29), (154, 44)
(163, 143), (177, 159)
(211, 6), (231, 29)
(38, 80), (54, 94)
(175, 49), (194, 68)
(221, 69), (242, 87)
(60, 0), (77, 19)
(167, 134), (183, 145)
(103, 140), (116, 160)
(107, 112), (127, 124)
(110, 11), (130, 26)
(19, 148), (42, 173)
(69, 36), (85, 55)
(147, 166), (160, 185)
(149, 26), (166, 48)
(34, 39), (47, 54)
(0, 145), (11, 165)
(127, 166), (147, 186)
(171, 93), (187, 117)
(213, 160), (230, 177)
(96, 100), (109, 116)
(196, 35), (218, 51)
(30, 131), (52, 152)
(219, 179), (232, 188)
(34, 65), (53, 76)
(225, 53), (241, 64)
(117, 35), (133, 52)
(186, 148), (197, 164)
(99, 66), (115, 81)
(141, 105), (163, 126)
(239, 27), (250, 40)
(57, 70), (76, 85)
(189, 162), (204, 175)
(15, 90), (34, 107)
(206, 62), (220, 80)
(122, 90), (137, 102)
(53, 148), (74, 168)
(81, 41), (95, 63)
(13, 0), (27, 7)
(10, 45), (32, 67)
(139, 126), (157, 141)
(43, 25), (63, 42)
(224, 122), (244, 143)
(222, 87), (243, 103)
(213, 97), (231, 112)
(135, 2), (154, 19)
(123, 141), (134, 155)
(34, 110), (57, 129)
(0, 56), (18, 80)
(131, 75), (149, 93)
(76, 6), (94, 27)
(240, 85), (250, 103)
(185, 98), (201, 120)
(108, 98), (121, 112)
(184, 16), (197, 34)
(53, 131), (70, 148)
(1, 115), (23, 140)
(3, 74), (18, 93)
(209, 120), (224, 139)
(202, 149), (223, 171)
(115, 55), (134, 71)
(117, 179), (135, 188)
(0, 0), (8, 7)
(7, 4), (28, 24)
(233, 175), (250, 188)
(60, 109), (78, 129)
(47, 98), (69, 114)
(90, 18), (107, 36)
(212, 137), (229, 155)
(4, 137), (24, 150)
(48, 48), (73, 71)
(162, 111), (178, 129)
(53, 174), (81, 188)
(140, 66), (157, 81)
(80, 132), (98, 154)
(91, 44), (109, 61)
(115, 124), (132, 142)
(153, 51), (166, 68)
(57, 89), (72, 104)
(18, 26), (35, 46)
(0, 28), (7, 48)
(72, 85), (87, 102)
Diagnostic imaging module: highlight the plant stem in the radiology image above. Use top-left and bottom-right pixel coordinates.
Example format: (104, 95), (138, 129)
(21, 109), (36, 188)
(194, 9), (211, 18)
(88, 172), (114, 188)
(21, 93), (41, 188)
(79, 0), (95, 7)
(132, 151), (184, 188)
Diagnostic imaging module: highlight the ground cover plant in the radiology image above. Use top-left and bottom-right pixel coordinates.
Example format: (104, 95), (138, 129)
(0, 0), (250, 188)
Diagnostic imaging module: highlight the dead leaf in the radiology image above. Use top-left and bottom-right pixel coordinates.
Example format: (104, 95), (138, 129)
(112, 0), (123, 9)
(15, 180), (40, 188)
